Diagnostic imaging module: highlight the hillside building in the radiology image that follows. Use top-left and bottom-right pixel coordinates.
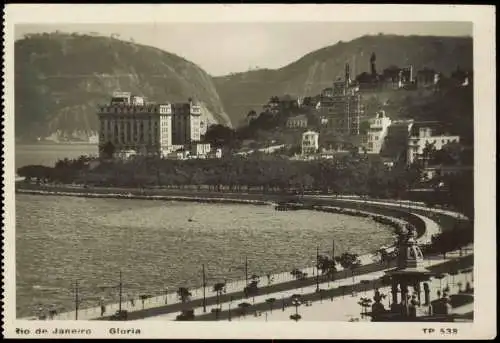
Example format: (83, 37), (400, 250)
(421, 164), (473, 181)
(416, 68), (440, 89)
(286, 114), (308, 129)
(319, 63), (362, 136)
(407, 123), (460, 165)
(362, 110), (392, 154)
(356, 53), (414, 90)
(379, 119), (415, 164)
(266, 95), (299, 115)
(301, 130), (319, 155)
(380, 65), (414, 90)
(450, 67), (471, 87)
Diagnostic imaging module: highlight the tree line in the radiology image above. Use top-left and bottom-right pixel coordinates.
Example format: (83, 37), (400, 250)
(17, 152), (472, 216)
(18, 153), (421, 198)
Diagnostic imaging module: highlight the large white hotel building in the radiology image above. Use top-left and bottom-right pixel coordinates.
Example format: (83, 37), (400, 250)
(97, 92), (202, 158)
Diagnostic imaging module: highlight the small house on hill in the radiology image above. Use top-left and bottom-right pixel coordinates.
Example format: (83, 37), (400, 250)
(286, 114), (308, 129)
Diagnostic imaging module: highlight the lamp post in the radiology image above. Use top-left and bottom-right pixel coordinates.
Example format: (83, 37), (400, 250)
(290, 295), (303, 322)
(73, 280), (80, 320)
(316, 246), (320, 292)
(245, 256), (248, 286)
(118, 270), (123, 313)
(202, 264), (207, 313)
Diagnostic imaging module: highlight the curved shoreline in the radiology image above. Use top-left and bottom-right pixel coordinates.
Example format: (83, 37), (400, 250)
(16, 188), (275, 206)
(17, 184), (465, 320)
(17, 186), (417, 238)
(16, 185), (429, 265)
(17, 185), (429, 237)
(16, 185), (432, 240)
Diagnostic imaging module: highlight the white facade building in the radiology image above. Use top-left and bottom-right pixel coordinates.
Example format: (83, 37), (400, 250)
(97, 92), (173, 158)
(98, 93), (203, 158)
(363, 110), (392, 154)
(191, 143), (212, 157)
(301, 130), (319, 155)
(207, 148), (223, 159)
(407, 126), (460, 165)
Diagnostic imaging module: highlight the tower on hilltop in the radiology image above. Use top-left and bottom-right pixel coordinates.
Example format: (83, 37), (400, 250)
(370, 52), (377, 76)
(345, 63), (351, 85)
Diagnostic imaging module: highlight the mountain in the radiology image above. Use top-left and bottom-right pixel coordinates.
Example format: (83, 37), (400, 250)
(213, 34), (473, 126)
(15, 32), (232, 141)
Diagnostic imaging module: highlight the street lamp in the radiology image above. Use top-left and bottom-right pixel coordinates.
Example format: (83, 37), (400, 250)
(74, 280), (80, 320)
(97, 270), (125, 319)
(228, 296), (233, 321)
(202, 264), (207, 313)
(118, 270), (123, 313)
(290, 294), (303, 322)
(316, 246), (320, 292)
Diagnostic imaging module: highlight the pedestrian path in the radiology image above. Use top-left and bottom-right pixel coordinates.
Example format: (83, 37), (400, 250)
(234, 270), (473, 322)
(312, 196), (468, 220)
(140, 248), (473, 321)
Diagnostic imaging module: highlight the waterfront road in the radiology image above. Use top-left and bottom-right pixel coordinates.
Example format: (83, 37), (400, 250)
(143, 248), (473, 321)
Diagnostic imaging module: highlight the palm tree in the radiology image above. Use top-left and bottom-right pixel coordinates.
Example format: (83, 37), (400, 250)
(212, 282), (226, 310)
(358, 297), (372, 317)
(318, 254), (337, 279)
(139, 294), (151, 310)
(290, 268), (302, 280)
(336, 252), (362, 292)
(265, 297), (276, 313)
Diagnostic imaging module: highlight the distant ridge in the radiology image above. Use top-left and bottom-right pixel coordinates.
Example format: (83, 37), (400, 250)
(213, 34), (473, 126)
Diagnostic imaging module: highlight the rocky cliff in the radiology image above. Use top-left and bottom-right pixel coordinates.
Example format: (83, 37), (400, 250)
(15, 33), (232, 141)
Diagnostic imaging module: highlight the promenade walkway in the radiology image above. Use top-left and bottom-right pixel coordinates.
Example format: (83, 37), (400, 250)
(312, 196), (469, 221)
(141, 248), (473, 321)
(21, 197), (468, 321)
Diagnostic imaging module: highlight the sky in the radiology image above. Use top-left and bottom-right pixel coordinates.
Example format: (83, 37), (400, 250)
(15, 22), (472, 76)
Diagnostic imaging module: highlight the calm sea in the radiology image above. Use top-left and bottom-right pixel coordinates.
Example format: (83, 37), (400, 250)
(15, 194), (394, 317)
(15, 144), (99, 169)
